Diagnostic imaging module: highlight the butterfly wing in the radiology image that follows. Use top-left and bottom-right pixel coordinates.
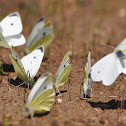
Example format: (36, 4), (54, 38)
(114, 38), (126, 52)
(30, 89), (55, 114)
(26, 17), (45, 48)
(26, 73), (55, 114)
(21, 46), (44, 79)
(83, 51), (92, 96)
(53, 52), (71, 89)
(5, 34), (26, 47)
(54, 65), (71, 89)
(121, 53), (126, 74)
(90, 52), (123, 86)
(0, 32), (10, 48)
(0, 12), (23, 37)
(26, 22), (53, 53)
(9, 47), (27, 81)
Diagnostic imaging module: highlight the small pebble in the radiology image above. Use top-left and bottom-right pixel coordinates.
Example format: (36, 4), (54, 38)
(57, 98), (62, 104)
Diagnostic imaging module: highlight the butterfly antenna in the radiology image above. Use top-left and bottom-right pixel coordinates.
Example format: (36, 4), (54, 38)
(16, 82), (25, 87)
(57, 89), (60, 95)
(101, 43), (115, 49)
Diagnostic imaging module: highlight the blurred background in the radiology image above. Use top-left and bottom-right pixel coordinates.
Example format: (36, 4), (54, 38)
(0, 0), (126, 59)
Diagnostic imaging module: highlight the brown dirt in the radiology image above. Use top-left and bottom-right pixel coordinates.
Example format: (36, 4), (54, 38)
(1, 0), (126, 126)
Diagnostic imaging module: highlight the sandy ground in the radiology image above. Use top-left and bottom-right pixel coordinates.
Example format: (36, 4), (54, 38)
(0, 0), (126, 125)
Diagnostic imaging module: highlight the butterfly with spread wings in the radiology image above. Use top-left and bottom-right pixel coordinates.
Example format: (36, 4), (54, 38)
(9, 45), (44, 88)
(0, 12), (26, 48)
(89, 38), (126, 86)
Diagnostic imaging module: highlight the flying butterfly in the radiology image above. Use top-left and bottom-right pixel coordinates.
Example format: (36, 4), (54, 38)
(24, 17), (54, 54)
(0, 12), (26, 48)
(24, 72), (55, 118)
(89, 38), (126, 86)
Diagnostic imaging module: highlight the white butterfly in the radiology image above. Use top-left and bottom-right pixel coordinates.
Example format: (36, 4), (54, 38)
(26, 17), (45, 48)
(0, 12), (26, 48)
(83, 51), (92, 97)
(25, 17), (53, 53)
(89, 38), (126, 86)
(9, 45), (44, 86)
(25, 72), (55, 118)
(53, 52), (71, 93)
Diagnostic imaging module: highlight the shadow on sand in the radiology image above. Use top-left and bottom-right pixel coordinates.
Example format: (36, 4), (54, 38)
(88, 99), (126, 110)
(9, 77), (24, 86)
(27, 112), (50, 118)
(56, 90), (67, 96)
(1, 64), (15, 72)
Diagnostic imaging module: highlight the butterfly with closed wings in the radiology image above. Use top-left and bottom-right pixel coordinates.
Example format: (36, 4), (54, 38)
(0, 12), (26, 48)
(83, 51), (92, 98)
(53, 52), (71, 93)
(24, 17), (54, 54)
(24, 72), (55, 118)
(9, 45), (44, 88)
(89, 38), (126, 86)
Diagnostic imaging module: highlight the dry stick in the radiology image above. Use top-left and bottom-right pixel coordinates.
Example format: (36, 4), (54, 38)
(76, 84), (81, 98)
(95, 43), (114, 56)
(18, 86), (20, 96)
(101, 43), (115, 49)
(83, 42), (87, 57)
(0, 66), (4, 83)
(23, 82), (26, 104)
(68, 79), (71, 101)
(55, 100), (61, 112)
(8, 76), (11, 103)
(121, 90), (125, 109)
(47, 46), (50, 59)
(72, 40), (74, 58)
(79, 84), (82, 98)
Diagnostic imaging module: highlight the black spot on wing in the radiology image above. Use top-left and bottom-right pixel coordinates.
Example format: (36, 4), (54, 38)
(42, 72), (49, 77)
(34, 56), (36, 59)
(88, 69), (92, 79)
(88, 72), (91, 79)
(116, 50), (126, 59)
(11, 23), (13, 26)
(44, 86), (46, 90)
(43, 32), (46, 36)
(64, 65), (66, 68)
(37, 46), (44, 52)
(9, 13), (18, 17)
(38, 17), (44, 22)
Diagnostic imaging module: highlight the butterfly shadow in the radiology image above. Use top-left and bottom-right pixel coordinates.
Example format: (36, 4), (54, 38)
(9, 75), (40, 87)
(88, 99), (126, 110)
(56, 90), (67, 96)
(27, 112), (50, 119)
(1, 64), (15, 72)
(9, 77), (24, 86)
